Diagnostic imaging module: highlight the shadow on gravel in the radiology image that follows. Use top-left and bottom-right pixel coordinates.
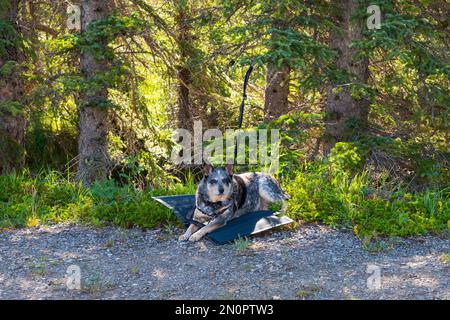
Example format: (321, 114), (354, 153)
(0, 225), (448, 299)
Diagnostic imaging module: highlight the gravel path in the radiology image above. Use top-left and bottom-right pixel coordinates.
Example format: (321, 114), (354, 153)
(0, 223), (448, 300)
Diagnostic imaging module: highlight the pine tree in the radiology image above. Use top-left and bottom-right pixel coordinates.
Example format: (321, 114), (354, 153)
(264, 18), (291, 122)
(324, 0), (369, 153)
(77, 0), (111, 185)
(0, 0), (26, 172)
(175, 0), (194, 131)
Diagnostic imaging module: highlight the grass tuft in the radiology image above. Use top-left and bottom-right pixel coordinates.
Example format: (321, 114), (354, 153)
(0, 170), (194, 229)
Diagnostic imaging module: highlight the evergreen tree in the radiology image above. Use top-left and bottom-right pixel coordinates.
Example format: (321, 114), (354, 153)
(77, 0), (111, 186)
(0, 0), (26, 172)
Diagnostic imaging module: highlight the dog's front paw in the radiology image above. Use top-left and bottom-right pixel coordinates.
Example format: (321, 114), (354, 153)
(178, 233), (190, 241)
(188, 232), (204, 242)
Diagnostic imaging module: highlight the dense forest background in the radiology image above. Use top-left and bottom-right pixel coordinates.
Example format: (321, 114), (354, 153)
(0, 0), (448, 242)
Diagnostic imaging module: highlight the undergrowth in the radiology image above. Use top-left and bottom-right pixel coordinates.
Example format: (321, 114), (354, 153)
(284, 142), (450, 239)
(0, 169), (195, 229)
(1, 140), (448, 240)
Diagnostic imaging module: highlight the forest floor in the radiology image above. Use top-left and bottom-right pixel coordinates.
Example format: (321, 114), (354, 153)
(0, 223), (448, 300)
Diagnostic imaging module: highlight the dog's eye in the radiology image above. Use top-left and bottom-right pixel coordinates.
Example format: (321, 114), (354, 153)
(209, 179), (217, 184)
(222, 178), (230, 184)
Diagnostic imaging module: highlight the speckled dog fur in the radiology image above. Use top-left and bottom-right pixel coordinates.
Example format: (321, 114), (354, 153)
(179, 164), (289, 242)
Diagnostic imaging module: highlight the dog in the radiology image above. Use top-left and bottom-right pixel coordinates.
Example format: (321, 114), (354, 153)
(178, 164), (289, 242)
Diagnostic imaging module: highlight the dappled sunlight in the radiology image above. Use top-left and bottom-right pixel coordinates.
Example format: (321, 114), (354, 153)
(0, 0), (448, 302)
(402, 258), (430, 269)
(152, 268), (167, 280)
(0, 223), (448, 299)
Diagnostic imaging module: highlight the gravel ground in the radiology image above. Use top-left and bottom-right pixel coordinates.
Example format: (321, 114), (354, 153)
(0, 223), (448, 300)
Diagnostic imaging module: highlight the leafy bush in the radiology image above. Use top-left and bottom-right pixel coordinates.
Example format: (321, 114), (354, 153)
(1, 139), (448, 241)
(284, 161), (449, 238)
(328, 142), (362, 172)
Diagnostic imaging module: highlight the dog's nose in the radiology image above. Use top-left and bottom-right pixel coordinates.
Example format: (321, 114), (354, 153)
(218, 187), (224, 194)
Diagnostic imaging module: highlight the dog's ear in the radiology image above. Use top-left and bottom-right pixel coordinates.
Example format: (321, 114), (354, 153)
(203, 163), (213, 176)
(225, 164), (234, 176)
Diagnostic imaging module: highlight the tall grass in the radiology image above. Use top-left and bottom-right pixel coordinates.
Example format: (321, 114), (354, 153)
(1, 164), (448, 239)
(0, 170), (194, 229)
(284, 164), (450, 238)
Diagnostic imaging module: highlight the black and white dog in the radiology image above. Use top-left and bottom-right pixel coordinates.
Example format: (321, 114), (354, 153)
(179, 164), (289, 242)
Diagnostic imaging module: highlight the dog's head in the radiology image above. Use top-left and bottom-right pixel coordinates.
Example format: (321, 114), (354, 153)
(202, 164), (234, 202)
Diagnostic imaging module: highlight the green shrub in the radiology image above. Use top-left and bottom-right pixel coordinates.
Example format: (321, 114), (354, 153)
(285, 162), (449, 238)
(328, 142), (362, 172)
(1, 161), (448, 240)
(0, 170), (195, 229)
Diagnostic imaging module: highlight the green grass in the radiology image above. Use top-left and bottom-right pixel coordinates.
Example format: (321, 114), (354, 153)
(438, 253), (450, 264)
(295, 284), (321, 299)
(284, 162), (450, 238)
(0, 170), (195, 229)
(233, 236), (252, 255)
(1, 159), (449, 241)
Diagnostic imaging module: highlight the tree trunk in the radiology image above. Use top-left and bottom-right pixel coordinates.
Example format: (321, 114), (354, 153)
(0, 0), (26, 173)
(264, 17), (291, 122)
(177, 66), (193, 131)
(175, 2), (193, 131)
(264, 63), (291, 122)
(77, 0), (110, 186)
(324, 0), (369, 154)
